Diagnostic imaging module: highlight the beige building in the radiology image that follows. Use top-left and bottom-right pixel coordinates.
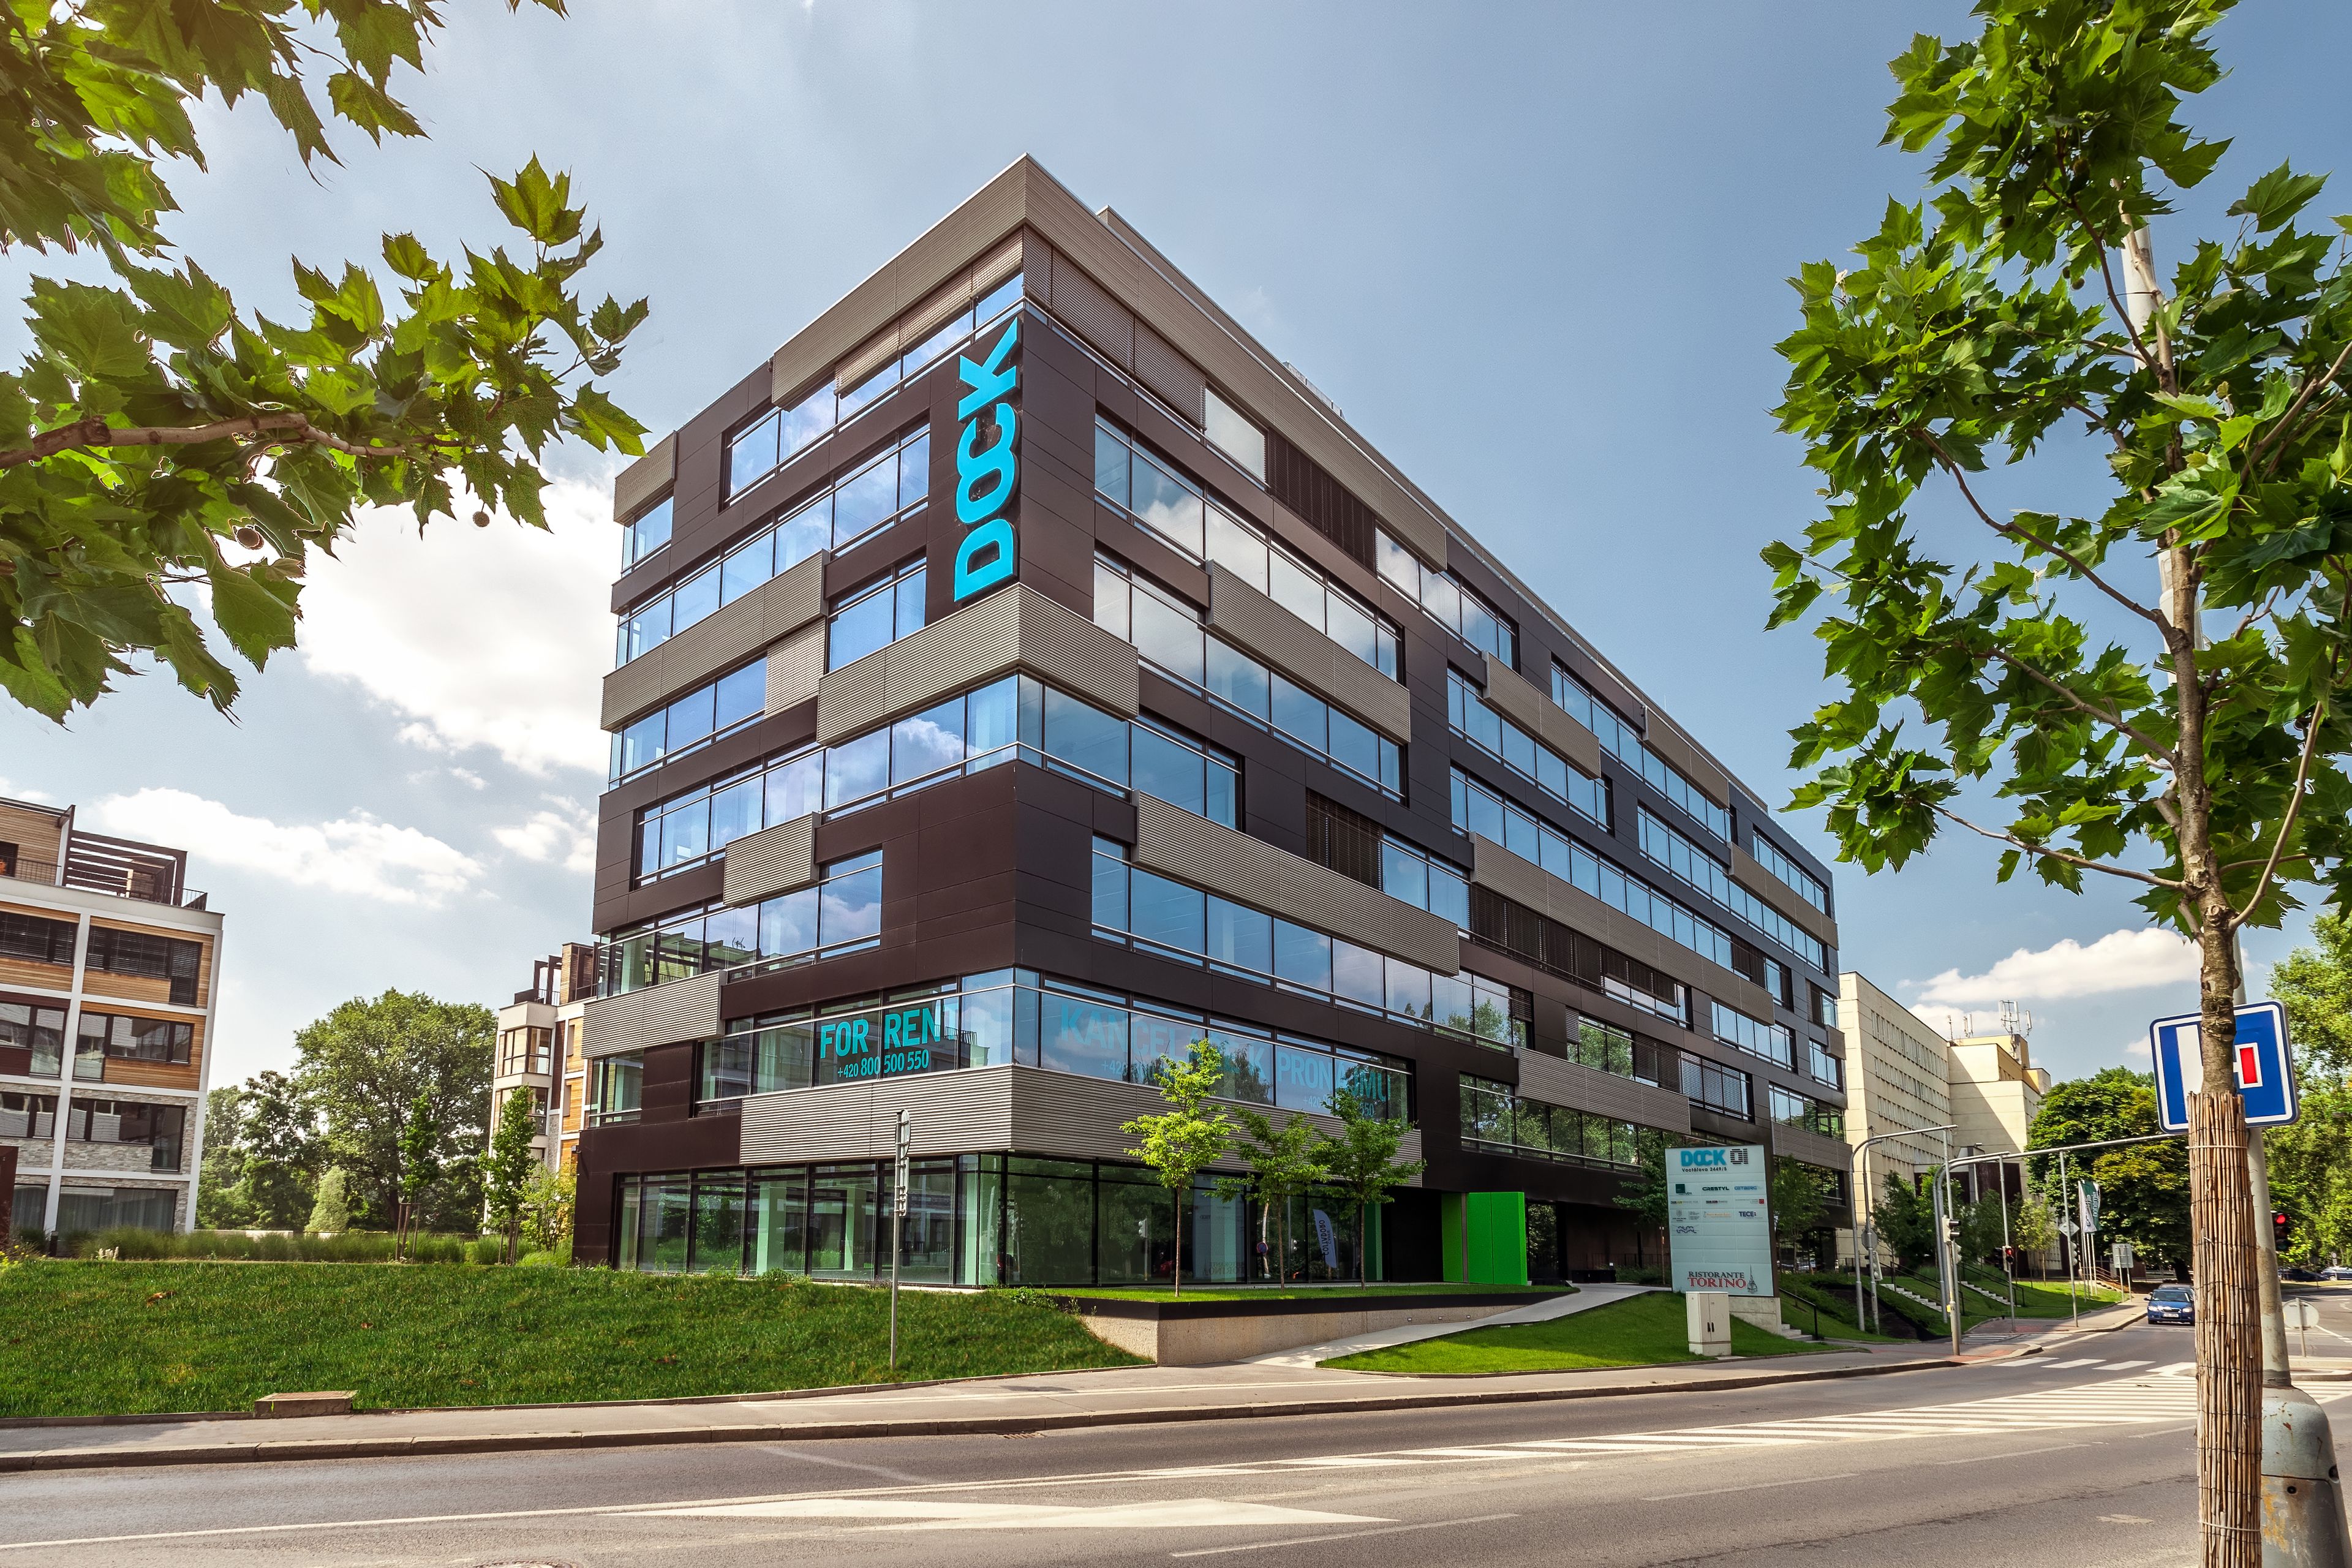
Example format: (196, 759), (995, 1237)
(1947, 1030), (2051, 1165)
(1, 795), (226, 1236)
(491, 946), (594, 1173)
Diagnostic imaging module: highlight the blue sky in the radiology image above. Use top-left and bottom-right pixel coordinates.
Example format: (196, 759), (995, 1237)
(4, 1), (2348, 1089)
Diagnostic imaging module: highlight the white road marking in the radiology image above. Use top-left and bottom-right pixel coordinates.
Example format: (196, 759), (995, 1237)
(2046, 1358), (2104, 1368)
(630, 1497), (1388, 1531)
(2097, 1360), (2151, 1370)
(1930, 1442), (2091, 1464)
(1640, 1471), (1858, 1502)
(1168, 1513), (1520, 1558)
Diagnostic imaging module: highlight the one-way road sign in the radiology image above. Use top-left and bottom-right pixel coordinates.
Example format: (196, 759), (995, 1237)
(2148, 1000), (2297, 1132)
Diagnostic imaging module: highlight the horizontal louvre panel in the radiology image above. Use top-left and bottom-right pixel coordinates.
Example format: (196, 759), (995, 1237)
(1207, 565), (1410, 742)
(834, 329), (902, 397)
(1517, 1052), (1691, 1134)
(1481, 660), (1603, 774)
(1132, 321), (1205, 427)
(603, 553), (827, 730)
(816, 585), (1139, 744)
(1265, 431), (1378, 569)
(581, 971), (723, 1060)
(764, 620), (826, 714)
(1047, 252), (1133, 368)
(611, 433), (677, 522)
(1771, 1121), (1851, 1172)
(720, 815), (816, 907)
(1640, 721), (1732, 810)
(1133, 794), (1459, 972)
(1732, 845), (1839, 949)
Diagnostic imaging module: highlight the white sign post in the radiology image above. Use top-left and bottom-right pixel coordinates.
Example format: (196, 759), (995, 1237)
(889, 1109), (910, 1370)
(1667, 1144), (1773, 1297)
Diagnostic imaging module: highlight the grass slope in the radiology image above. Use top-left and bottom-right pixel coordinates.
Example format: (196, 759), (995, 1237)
(1057, 1283), (1569, 1303)
(0, 1262), (1141, 1418)
(1322, 1290), (1825, 1375)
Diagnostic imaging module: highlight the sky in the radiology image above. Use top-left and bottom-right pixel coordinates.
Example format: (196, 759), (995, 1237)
(4, 0), (2350, 1091)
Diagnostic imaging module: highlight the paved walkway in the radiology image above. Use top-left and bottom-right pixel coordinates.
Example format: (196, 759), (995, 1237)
(0, 1336), (1969, 1473)
(1246, 1282), (1659, 1368)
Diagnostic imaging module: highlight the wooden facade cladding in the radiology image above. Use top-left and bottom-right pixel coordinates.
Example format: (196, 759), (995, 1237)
(0, 955), (73, 993)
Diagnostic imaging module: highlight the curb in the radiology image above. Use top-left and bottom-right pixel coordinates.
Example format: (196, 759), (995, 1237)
(0, 1353), (1993, 1474)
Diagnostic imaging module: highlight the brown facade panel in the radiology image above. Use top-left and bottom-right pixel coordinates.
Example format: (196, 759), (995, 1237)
(720, 816), (816, 908)
(1132, 793), (1460, 973)
(1205, 564), (1411, 742)
(1772, 1121), (1852, 1173)
(1480, 658), (1604, 776)
(611, 432), (677, 522)
(1732, 845), (1839, 949)
(582, 971), (723, 1061)
(1639, 718), (1733, 812)
(764, 620), (826, 715)
(602, 552), (827, 730)
(815, 583), (1139, 745)
(1517, 1051), (1692, 1135)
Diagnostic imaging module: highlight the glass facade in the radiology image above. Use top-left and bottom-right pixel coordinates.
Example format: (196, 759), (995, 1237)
(1376, 530), (1515, 669)
(614, 1153), (1376, 1287)
(1547, 663), (1732, 841)
(1446, 671), (1607, 826)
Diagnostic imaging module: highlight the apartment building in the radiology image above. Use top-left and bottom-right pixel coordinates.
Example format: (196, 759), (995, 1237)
(0, 796), (224, 1235)
(490, 944), (596, 1173)
(572, 158), (1848, 1285)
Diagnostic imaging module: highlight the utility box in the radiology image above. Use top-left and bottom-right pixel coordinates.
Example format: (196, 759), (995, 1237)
(1439, 1192), (1529, 1285)
(1687, 1290), (1732, 1357)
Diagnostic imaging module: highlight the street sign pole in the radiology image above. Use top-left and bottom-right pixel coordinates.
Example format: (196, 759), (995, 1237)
(889, 1109), (910, 1371)
(2059, 1150), (2078, 1328)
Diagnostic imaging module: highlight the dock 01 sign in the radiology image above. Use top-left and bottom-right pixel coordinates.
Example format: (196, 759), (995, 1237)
(1666, 1143), (1773, 1297)
(952, 317), (1020, 603)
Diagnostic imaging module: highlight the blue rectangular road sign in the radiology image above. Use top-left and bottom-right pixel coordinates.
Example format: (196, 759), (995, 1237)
(2148, 1000), (2297, 1132)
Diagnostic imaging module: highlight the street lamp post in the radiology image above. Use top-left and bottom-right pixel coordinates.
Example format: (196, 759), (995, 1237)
(1851, 1125), (1957, 1338)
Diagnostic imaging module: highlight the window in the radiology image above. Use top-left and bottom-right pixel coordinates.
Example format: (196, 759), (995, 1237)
(1096, 556), (1401, 798)
(0, 1000), (67, 1076)
(1090, 837), (1520, 1050)
(53, 1186), (176, 1233)
(622, 425), (931, 668)
(1570, 1016), (1681, 1091)
(1302, 792), (1469, 926)
(631, 677), (1238, 884)
(622, 494), (673, 569)
(499, 1027), (554, 1076)
(1, 1091), (55, 1139)
(1376, 530), (1515, 668)
(1811, 985), (1840, 1029)
(1203, 388), (1266, 481)
(1771, 1084), (1845, 1139)
(1452, 769), (1735, 973)
(75, 1011), (194, 1067)
(600, 852), (881, 995)
(1638, 809), (1826, 971)
(83, 929), (203, 1005)
(827, 559), (927, 672)
(1683, 1055), (1752, 1120)
(1711, 1001), (1796, 1069)
(609, 660), (766, 783)
(725, 274), (1019, 500)
(589, 1053), (644, 1125)
(1808, 1039), (1844, 1088)
(1548, 664), (1731, 840)
(1751, 831), (1830, 913)
(1460, 1075), (1642, 1167)
(1466, 883), (1687, 1023)
(0, 913), (75, 968)
(67, 1098), (187, 1169)
(1095, 424), (1398, 679)
(1446, 671), (1607, 825)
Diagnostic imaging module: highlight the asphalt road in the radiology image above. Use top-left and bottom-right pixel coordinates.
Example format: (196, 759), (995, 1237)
(4, 1320), (2342, 1568)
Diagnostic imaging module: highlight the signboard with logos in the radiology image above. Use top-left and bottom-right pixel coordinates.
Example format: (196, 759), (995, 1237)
(2149, 1000), (2297, 1131)
(1667, 1143), (1773, 1298)
(951, 317), (1020, 603)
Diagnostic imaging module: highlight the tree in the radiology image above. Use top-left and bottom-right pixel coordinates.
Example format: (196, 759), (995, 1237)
(294, 991), (491, 1229)
(1120, 1040), (1231, 1297)
(1219, 1107), (1324, 1284)
(1872, 1172), (1935, 1275)
(2030, 1069), (2192, 1272)
(1771, 1158), (1833, 1259)
(1957, 1192), (2008, 1267)
(2010, 1191), (2059, 1280)
(224, 1069), (320, 1230)
(2266, 915), (2352, 1265)
(394, 1089), (440, 1259)
(1762, 8), (2349, 1547)
(520, 1161), (576, 1256)
(1613, 1129), (1683, 1237)
(1311, 1090), (1427, 1288)
(481, 1087), (539, 1264)
(193, 1084), (251, 1229)
(305, 1166), (350, 1235)
(1, 1), (647, 720)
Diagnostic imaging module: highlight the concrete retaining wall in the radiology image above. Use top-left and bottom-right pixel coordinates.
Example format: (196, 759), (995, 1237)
(1074, 1300), (1512, 1365)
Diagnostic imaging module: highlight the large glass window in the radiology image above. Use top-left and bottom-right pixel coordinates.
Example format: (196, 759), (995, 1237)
(622, 495), (673, 570)
(1639, 809), (1826, 970)
(726, 274), (1016, 499)
(632, 677), (1237, 887)
(1459, 1074), (1643, 1168)
(588, 1053), (644, 1125)
(66, 1099), (187, 1170)
(1683, 1054), (1752, 1121)
(1091, 837), (1517, 1055)
(1711, 1000), (1796, 1070)
(75, 1011), (194, 1066)
(1375, 530), (1515, 668)
(1446, 671), (1607, 825)
(83, 928), (203, 1005)
(0, 1091), (56, 1139)
(1751, 831), (1831, 913)
(1095, 556), (1401, 799)
(0, 1000), (67, 1077)
(1548, 663), (1732, 841)
(826, 558), (927, 672)
(1808, 1038), (1844, 1087)
(624, 424), (932, 667)
(609, 661), (766, 783)
(0, 913), (77, 968)
(1770, 1084), (1845, 1139)
(600, 853), (878, 996)
(1096, 421), (1398, 679)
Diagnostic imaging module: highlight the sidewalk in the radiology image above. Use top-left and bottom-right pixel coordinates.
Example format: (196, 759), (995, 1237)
(1246, 1282), (1657, 1368)
(0, 1337), (1972, 1474)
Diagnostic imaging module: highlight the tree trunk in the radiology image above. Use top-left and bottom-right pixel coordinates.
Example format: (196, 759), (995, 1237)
(1171, 1188), (1183, 1298)
(2190, 922), (2262, 1566)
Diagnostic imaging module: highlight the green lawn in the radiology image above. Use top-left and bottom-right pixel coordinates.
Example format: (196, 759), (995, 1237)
(1777, 1284), (1907, 1344)
(1058, 1282), (1570, 1303)
(1322, 1291), (1826, 1375)
(0, 1262), (1142, 1418)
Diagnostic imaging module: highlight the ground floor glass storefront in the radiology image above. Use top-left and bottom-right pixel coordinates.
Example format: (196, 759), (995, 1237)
(612, 1154), (1381, 1286)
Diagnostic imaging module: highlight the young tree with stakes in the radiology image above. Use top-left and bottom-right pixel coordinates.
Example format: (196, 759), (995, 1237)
(1220, 1106), (1325, 1285)
(481, 1087), (539, 1265)
(1120, 1041), (1232, 1298)
(394, 1090), (439, 1260)
(1311, 1090), (1426, 1288)
(1765, 6), (2352, 1555)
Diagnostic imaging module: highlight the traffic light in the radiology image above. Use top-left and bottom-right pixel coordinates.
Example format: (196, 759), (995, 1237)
(2275, 1212), (2291, 1248)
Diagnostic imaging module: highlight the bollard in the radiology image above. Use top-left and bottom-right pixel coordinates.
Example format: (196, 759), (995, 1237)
(2263, 1385), (2351, 1567)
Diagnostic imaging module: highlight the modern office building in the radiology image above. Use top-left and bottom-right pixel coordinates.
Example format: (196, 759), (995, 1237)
(490, 945), (596, 1173)
(573, 159), (1848, 1284)
(0, 796), (225, 1235)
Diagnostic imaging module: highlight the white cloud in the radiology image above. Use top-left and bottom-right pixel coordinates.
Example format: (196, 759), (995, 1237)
(88, 788), (483, 906)
(300, 479), (616, 777)
(1910, 927), (2199, 1008)
(494, 799), (597, 875)
(0, 778), (51, 804)
(447, 768), (488, 792)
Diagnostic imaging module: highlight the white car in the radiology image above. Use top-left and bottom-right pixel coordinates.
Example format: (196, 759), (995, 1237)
(2322, 1265), (2352, 1281)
